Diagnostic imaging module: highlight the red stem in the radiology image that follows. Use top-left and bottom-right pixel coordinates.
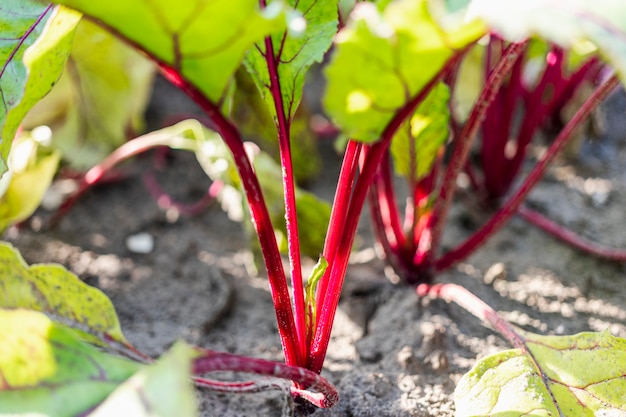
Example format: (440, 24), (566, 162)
(368, 162), (409, 278)
(481, 41), (526, 197)
(416, 283), (525, 349)
(192, 350), (338, 408)
(315, 140), (361, 315)
(436, 72), (620, 270)
(309, 65), (452, 373)
(159, 64), (301, 367)
(517, 204), (626, 262)
(430, 42), (528, 266)
(501, 46), (564, 194)
(261, 30), (307, 364)
(372, 153), (406, 252)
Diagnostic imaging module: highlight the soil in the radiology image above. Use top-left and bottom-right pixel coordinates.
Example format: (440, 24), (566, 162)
(6, 77), (626, 416)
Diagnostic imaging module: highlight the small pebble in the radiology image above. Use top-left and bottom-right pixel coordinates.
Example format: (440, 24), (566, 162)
(484, 262), (507, 285)
(126, 232), (154, 254)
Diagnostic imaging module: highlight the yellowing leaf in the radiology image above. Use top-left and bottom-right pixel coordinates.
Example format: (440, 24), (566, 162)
(0, 309), (140, 416)
(0, 242), (126, 344)
(455, 330), (626, 416)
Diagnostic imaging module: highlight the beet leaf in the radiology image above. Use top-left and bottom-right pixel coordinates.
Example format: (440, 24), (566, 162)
(0, 242), (127, 346)
(456, 330), (626, 416)
(0, 1), (79, 175)
(0, 309), (141, 416)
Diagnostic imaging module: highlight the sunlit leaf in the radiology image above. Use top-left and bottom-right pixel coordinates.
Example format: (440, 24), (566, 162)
(52, 0), (286, 103)
(244, 0), (337, 120)
(390, 82), (449, 182)
(451, 43), (484, 122)
(23, 19), (155, 169)
(455, 330), (626, 416)
(0, 309), (139, 416)
(0, 129), (59, 231)
(91, 342), (198, 417)
(0, 242), (127, 344)
(0, 2), (80, 177)
(324, 0), (485, 143)
(468, 0), (626, 81)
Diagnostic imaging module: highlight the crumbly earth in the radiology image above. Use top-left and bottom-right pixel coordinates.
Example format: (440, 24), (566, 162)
(6, 80), (626, 416)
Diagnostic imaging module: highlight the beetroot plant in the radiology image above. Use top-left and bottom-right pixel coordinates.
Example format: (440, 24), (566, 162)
(367, 2), (626, 285)
(3, 0), (626, 416)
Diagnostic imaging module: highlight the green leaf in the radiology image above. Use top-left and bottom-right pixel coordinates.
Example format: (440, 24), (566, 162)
(468, 0), (626, 81)
(0, 129), (60, 231)
(323, 0), (485, 143)
(0, 309), (140, 416)
(53, 0), (286, 103)
(0, 242), (127, 344)
(455, 330), (626, 416)
(390, 82), (449, 182)
(450, 42), (484, 122)
(0, 2), (80, 177)
(90, 342), (198, 417)
(231, 68), (321, 183)
(305, 256), (328, 330)
(23, 19), (155, 169)
(244, 0), (337, 120)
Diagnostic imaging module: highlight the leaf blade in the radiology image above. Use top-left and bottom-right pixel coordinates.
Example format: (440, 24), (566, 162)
(455, 330), (626, 416)
(23, 19), (156, 169)
(0, 242), (127, 344)
(323, 0), (485, 143)
(0, 309), (140, 417)
(0, 2), (80, 177)
(390, 82), (450, 182)
(53, 0), (286, 103)
(245, 0), (338, 120)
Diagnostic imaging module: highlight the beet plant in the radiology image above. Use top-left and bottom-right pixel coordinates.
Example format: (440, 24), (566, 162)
(368, 6), (626, 285)
(2, 0), (626, 416)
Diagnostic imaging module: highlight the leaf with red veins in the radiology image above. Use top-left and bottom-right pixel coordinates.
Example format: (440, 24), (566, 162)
(244, 0), (338, 121)
(0, 1), (80, 176)
(0, 309), (140, 416)
(0, 242), (127, 346)
(456, 330), (626, 416)
(323, 0), (485, 143)
(52, 0), (287, 103)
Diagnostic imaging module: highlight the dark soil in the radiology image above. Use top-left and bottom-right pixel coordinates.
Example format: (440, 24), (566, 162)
(6, 79), (626, 416)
